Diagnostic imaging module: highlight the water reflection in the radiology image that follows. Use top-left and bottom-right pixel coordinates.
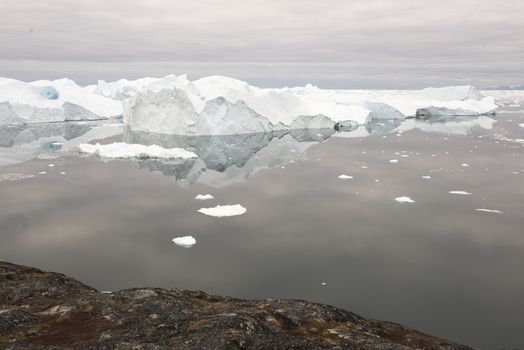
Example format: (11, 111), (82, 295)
(0, 115), (497, 186)
(0, 121), (122, 166)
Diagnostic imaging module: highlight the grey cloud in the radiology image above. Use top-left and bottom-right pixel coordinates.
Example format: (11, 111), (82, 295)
(0, 0), (523, 87)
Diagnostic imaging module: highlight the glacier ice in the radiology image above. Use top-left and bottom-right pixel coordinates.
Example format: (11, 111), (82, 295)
(34, 86), (60, 100)
(1, 74), (500, 136)
(124, 88), (273, 136)
(289, 115), (335, 130)
(0, 77), (122, 124)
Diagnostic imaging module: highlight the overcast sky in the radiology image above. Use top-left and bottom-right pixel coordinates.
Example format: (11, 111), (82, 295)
(1, 0), (523, 88)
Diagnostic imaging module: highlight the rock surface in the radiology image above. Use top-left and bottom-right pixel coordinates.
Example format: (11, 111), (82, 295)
(0, 261), (472, 350)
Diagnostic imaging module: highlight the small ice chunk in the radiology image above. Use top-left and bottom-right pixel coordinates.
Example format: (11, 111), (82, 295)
(60, 171), (67, 175)
(78, 142), (198, 159)
(395, 196), (415, 203)
(321, 282), (327, 286)
(338, 174), (353, 179)
(461, 163), (469, 167)
(518, 123), (524, 128)
(37, 171), (47, 175)
(475, 209), (502, 214)
(422, 176), (431, 179)
(195, 194), (214, 200)
(48, 164), (55, 167)
(389, 159), (399, 163)
(449, 191), (472, 195)
(172, 236), (196, 248)
(198, 204), (247, 217)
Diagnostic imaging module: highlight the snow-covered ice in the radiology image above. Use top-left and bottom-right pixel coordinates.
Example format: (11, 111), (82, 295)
(338, 174), (353, 179)
(1, 75), (499, 136)
(0, 77), (122, 123)
(172, 236), (196, 248)
(395, 196), (415, 203)
(449, 191), (472, 195)
(198, 204), (247, 217)
(389, 159), (399, 163)
(78, 142), (198, 159)
(195, 194), (214, 200)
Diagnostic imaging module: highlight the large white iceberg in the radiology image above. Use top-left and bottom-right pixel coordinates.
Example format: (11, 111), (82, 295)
(1, 74), (498, 135)
(116, 76), (497, 135)
(0, 77), (122, 124)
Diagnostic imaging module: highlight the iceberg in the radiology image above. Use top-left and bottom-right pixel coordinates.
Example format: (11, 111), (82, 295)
(172, 236), (196, 248)
(118, 76), (497, 135)
(0, 77), (122, 123)
(124, 88), (273, 135)
(395, 196), (415, 203)
(289, 115), (335, 130)
(1, 74), (498, 136)
(198, 204), (247, 217)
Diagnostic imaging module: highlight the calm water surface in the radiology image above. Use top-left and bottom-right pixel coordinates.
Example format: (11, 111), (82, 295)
(1, 102), (523, 349)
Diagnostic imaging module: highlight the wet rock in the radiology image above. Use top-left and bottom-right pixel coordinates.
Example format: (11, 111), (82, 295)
(0, 261), (472, 349)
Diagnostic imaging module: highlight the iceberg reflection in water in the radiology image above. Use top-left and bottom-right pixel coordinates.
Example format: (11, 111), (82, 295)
(0, 114), (497, 187)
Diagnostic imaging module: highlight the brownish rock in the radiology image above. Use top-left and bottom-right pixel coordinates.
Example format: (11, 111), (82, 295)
(0, 261), (472, 349)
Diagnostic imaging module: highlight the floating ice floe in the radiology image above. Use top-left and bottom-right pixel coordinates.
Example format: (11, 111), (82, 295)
(395, 196), (415, 203)
(461, 163), (469, 167)
(195, 194), (214, 200)
(519, 123), (524, 128)
(172, 236), (196, 248)
(422, 176), (432, 179)
(198, 204), (247, 217)
(338, 174), (353, 179)
(389, 159), (399, 163)
(0, 173), (36, 182)
(449, 191), (472, 195)
(78, 142), (198, 159)
(475, 208), (503, 214)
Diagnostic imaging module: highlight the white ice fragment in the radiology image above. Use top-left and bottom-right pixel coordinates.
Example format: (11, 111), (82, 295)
(422, 176), (432, 179)
(172, 236), (196, 248)
(475, 208), (503, 214)
(338, 174), (353, 179)
(461, 163), (469, 167)
(449, 191), (472, 195)
(198, 204), (247, 217)
(195, 194), (214, 200)
(78, 142), (197, 159)
(389, 159), (399, 163)
(37, 171), (47, 175)
(321, 282), (327, 286)
(518, 123), (524, 128)
(395, 196), (415, 203)
(60, 171), (67, 175)
(48, 164), (55, 167)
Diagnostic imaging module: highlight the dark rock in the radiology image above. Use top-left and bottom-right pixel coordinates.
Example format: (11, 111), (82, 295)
(0, 261), (472, 349)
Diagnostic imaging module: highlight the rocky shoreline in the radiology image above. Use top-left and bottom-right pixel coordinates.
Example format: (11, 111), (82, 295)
(0, 261), (471, 349)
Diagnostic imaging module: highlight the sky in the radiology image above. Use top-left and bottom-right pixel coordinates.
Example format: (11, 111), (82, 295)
(1, 0), (523, 88)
